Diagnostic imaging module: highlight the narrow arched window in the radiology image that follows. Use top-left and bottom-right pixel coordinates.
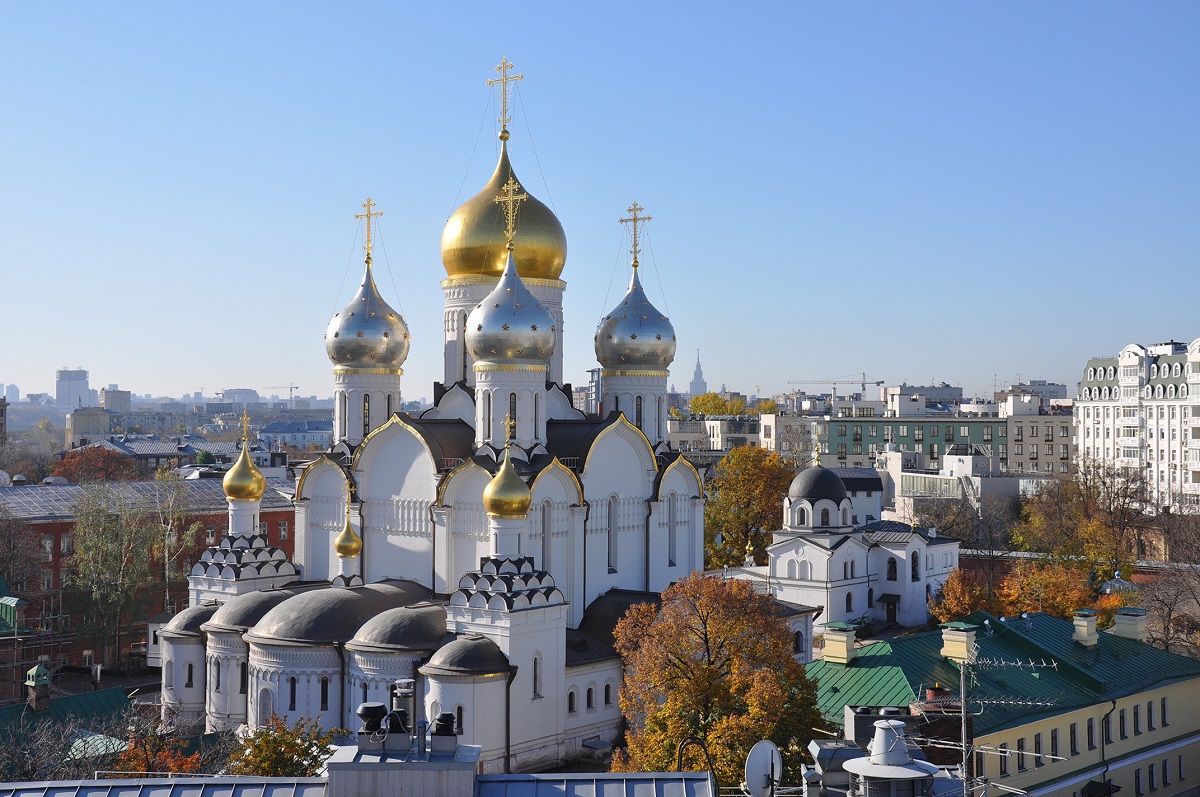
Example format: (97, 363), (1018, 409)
(534, 393), (541, 436)
(821, 508), (830, 526)
(339, 393), (348, 438)
(846, 593), (854, 613)
(635, 396), (643, 430)
(797, 507), (807, 526)
(288, 677), (297, 711)
(843, 561), (849, 580)
(604, 684), (613, 705)
(787, 559), (798, 579)
(533, 655), (542, 698)
(887, 558), (897, 581)
(213, 660), (221, 692)
(568, 690), (577, 713)
(362, 394), (371, 439)
(868, 588), (875, 607)
(509, 393), (517, 434)
(850, 560), (857, 578)
(320, 677), (329, 712)
(483, 393), (491, 439)
(607, 497), (619, 572)
(657, 395), (664, 440)
(185, 663), (193, 688)
(793, 630), (806, 654)
(456, 705), (464, 735)
(911, 556), (920, 582)
(541, 502), (552, 573)
(843, 507), (850, 525)
(386, 393), (393, 418)
(362, 682), (368, 705)
(460, 311), (469, 382)
(587, 687), (595, 709)
(667, 494), (678, 567)
(240, 662), (248, 694)
(614, 395), (620, 413)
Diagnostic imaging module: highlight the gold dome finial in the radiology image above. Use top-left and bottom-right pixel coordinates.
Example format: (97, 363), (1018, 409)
(494, 176), (528, 248)
(223, 417), (266, 502)
(619, 201), (651, 268)
(487, 57), (523, 140)
(355, 196), (383, 264)
(334, 504), (363, 558)
(483, 416), (531, 518)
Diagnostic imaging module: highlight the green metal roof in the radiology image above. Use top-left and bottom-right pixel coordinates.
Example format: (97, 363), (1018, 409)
(807, 610), (1200, 736)
(0, 687), (130, 733)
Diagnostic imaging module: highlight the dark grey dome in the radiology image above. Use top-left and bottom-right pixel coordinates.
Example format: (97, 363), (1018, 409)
(348, 604), (449, 652)
(162, 603), (220, 637)
(788, 465), (847, 503)
(247, 580), (430, 645)
(420, 634), (509, 677)
(204, 588), (301, 632)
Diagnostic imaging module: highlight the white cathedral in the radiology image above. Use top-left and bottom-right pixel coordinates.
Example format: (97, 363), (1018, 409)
(156, 64), (704, 773)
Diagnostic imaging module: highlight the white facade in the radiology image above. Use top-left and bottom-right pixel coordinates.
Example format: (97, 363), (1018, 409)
(1076, 339), (1200, 509)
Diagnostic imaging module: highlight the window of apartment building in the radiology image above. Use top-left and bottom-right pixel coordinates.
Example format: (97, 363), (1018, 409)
(1134, 704), (1141, 734)
(1015, 444), (1023, 456)
(1136, 768), (1143, 797)
(838, 424), (847, 436)
(278, 520), (289, 540)
(206, 526), (216, 544)
(1061, 425), (1070, 437)
(960, 426), (969, 437)
(914, 427), (924, 441)
(984, 426), (993, 441)
(1034, 733), (1043, 766)
(1030, 444), (1039, 459)
(999, 744), (1009, 776)
(1120, 708), (1128, 739)
(1061, 444), (1069, 458)
(899, 425), (909, 437)
(869, 425), (877, 436)
(1070, 722), (1078, 755)
(930, 443), (939, 459)
(1150, 763), (1157, 792)
(999, 444), (1007, 459)
(1161, 697), (1169, 726)
(1016, 738), (1027, 771)
(1014, 426), (1024, 441)
(1050, 728), (1059, 759)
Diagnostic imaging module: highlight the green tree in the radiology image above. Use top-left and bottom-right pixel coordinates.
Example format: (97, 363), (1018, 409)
(147, 469), (205, 612)
(612, 573), (823, 784)
(194, 449), (216, 465)
(66, 485), (157, 663)
(704, 446), (794, 567)
(226, 715), (342, 776)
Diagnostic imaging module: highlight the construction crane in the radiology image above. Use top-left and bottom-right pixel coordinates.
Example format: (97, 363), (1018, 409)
(788, 373), (884, 399)
(265, 384), (300, 407)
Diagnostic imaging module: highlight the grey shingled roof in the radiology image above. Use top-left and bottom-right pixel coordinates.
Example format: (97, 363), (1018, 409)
(0, 478), (294, 521)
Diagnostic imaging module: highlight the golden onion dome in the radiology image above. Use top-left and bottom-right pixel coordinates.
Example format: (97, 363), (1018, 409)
(223, 443), (266, 501)
(465, 248), (557, 365)
(482, 446), (531, 519)
(594, 260), (676, 370)
(441, 141), (567, 280)
(325, 258), (411, 371)
(334, 513), (362, 558)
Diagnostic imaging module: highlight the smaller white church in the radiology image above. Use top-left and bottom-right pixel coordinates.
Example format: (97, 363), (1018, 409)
(726, 461), (959, 647)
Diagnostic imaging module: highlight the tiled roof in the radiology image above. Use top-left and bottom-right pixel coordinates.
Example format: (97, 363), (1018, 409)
(806, 610), (1200, 735)
(0, 477), (294, 521)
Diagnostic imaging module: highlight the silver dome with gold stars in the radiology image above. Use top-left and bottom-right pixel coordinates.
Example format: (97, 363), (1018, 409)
(325, 257), (411, 371)
(594, 261), (676, 370)
(466, 247), (556, 366)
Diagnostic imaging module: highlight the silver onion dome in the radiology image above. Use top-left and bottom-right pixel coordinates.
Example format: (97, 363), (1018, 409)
(594, 262), (676, 369)
(465, 248), (556, 365)
(325, 258), (411, 370)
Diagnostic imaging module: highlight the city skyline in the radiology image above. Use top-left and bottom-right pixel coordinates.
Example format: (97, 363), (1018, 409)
(3, 3), (1197, 401)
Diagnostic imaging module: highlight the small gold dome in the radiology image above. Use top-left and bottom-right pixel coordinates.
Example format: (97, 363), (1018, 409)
(441, 141), (567, 280)
(223, 444), (266, 501)
(483, 447), (531, 519)
(334, 514), (362, 558)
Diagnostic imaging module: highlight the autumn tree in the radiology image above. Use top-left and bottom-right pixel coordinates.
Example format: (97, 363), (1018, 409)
(66, 484), (157, 663)
(226, 715), (342, 776)
(689, 393), (746, 417)
(53, 446), (140, 483)
(612, 573), (823, 784)
(110, 716), (202, 775)
(1010, 460), (1149, 579)
(929, 568), (1001, 623)
(704, 446), (794, 568)
(996, 560), (1095, 620)
(752, 399), (779, 415)
(0, 505), (44, 595)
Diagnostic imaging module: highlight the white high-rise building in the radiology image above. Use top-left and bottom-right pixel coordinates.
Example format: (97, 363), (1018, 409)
(1075, 339), (1200, 510)
(55, 368), (89, 409)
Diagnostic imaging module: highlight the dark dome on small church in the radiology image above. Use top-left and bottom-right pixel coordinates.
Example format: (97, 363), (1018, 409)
(420, 634), (509, 677)
(348, 604), (449, 652)
(247, 581), (430, 645)
(162, 603), (219, 637)
(787, 464), (848, 503)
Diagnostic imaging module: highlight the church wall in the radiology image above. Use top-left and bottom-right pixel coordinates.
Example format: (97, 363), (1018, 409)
(205, 630), (249, 732)
(161, 635), (206, 731)
(581, 430), (657, 601)
(247, 642), (343, 731)
(563, 660), (623, 758)
(425, 674), (507, 764)
(295, 464), (349, 581)
(346, 649), (425, 718)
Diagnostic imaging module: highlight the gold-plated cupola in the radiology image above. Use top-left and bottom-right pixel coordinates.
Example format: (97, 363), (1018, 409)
(223, 412), (267, 501)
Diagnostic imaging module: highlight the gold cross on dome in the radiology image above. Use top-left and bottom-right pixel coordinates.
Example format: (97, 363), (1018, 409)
(502, 413), (516, 443)
(494, 176), (528, 246)
(619, 201), (652, 266)
(355, 197), (383, 262)
(240, 410), (251, 444)
(487, 57), (524, 133)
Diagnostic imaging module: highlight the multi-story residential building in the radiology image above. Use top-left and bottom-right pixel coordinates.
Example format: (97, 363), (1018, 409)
(995, 378), (1069, 404)
(1004, 395), (1076, 476)
(54, 368), (90, 409)
(1076, 339), (1200, 509)
(98, 386), (132, 415)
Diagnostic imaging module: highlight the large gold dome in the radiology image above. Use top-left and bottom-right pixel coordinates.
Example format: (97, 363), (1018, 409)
(441, 141), (567, 280)
(482, 446), (531, 519)
(223, 444), (266, 502)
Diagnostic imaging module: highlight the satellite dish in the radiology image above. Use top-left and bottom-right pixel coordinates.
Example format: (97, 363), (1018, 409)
(743, 739), (782, 797)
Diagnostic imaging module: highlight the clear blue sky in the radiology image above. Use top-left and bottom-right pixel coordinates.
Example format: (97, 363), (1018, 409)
(2, 2), (1197, 403)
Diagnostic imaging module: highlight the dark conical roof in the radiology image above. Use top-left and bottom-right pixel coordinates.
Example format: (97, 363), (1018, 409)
(787, 464), (848, 503)
(420, 634), (509, 677)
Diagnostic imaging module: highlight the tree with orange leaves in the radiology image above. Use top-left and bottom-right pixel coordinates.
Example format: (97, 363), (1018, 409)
(704, 445), (794, 568)
(996, 559), (1095, 620)
(611, 572), (823, 784)
(53, 446), (139, 483)
(929, 568), (1002, 623)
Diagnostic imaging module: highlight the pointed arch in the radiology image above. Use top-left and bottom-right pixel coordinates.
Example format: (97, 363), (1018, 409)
(582, 414), (657, 476)
(436, 459), (494, 507)
(295, 454), (353, 500)
(653, 455), (703, 501)
(530, 457), (585, 506)
(352, 413), (441, 475)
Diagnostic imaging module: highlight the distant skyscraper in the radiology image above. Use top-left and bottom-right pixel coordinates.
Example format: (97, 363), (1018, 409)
(688, 351), (707, 397)
(55, 368), (90, 408)
(3, 384), (17, 404)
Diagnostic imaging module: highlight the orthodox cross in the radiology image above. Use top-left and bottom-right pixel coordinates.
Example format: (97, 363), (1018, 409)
(619, 201), (651, 266)
(502, 413), (516, 443)
(494, 176), (528, 246)
(355, 197), (383, 262)
(487, 57), (524, 134)
(240, 410), (251, 444)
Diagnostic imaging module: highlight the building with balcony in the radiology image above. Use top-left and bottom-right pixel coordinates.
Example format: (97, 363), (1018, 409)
(1076, 340), (1200, 509)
